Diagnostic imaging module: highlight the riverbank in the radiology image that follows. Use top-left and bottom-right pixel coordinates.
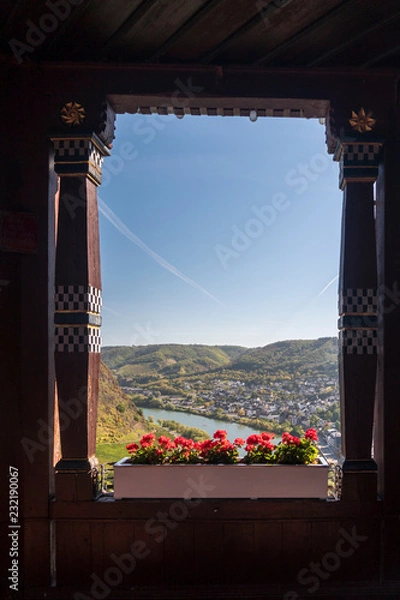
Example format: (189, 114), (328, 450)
(141, 406), (282, 446)
(135, 401), (292, 435)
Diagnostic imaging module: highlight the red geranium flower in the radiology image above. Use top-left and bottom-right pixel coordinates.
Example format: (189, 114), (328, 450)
(126, 427), (319, 466)
(305, 428), (318, 442)
(141, 433), (155, 445)
(174, 436), (192, 447)
(221, 441), (234, 451)
(158, 436), (172, 447)
(246, 433), (262, 445)
(260, 440), (274, 451)
(199, 439), (213, 450)
(126, 442), (139, 452)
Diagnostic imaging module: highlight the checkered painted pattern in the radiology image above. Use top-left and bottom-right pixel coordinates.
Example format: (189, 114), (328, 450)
(336, 142), (383, 189)
(52, 137), (104, 182)
(339, 288), (377, 314)
(53, 138), (103, 163)
(53, 138), (91, 157)
(88, 143), (103, 171)
(342, 143), (382, 165)
(55, 285), (102, 314)
(55, 326), (101, 353)
(339, 329), (377, 355)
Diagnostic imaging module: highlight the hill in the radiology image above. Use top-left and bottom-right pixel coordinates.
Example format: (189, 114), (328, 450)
(221, 337), (338, 380)
(101, 344), (247, 385)
(102, 338), (338, 388)
(97, 361), (151, 443)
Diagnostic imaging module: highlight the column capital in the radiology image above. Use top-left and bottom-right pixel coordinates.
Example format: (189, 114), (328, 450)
(50, 98), (116, 146)
(50, 97), (115, 185)
(334, 138), (384, 190)
(51, 133), (111, 186)
(325, 101), (386, 190)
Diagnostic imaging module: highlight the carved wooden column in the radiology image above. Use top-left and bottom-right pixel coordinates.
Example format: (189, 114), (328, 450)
(51, 100), (114, 500)
(335, 133), (383, 500)
(375, 134), (400, 513)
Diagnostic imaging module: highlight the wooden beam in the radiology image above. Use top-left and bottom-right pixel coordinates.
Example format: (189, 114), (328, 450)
(253, 0), (355, 66)
(361, 43), (400, 68)
(146, 0), (224, 63)
(49, 494), (381, 520)
(100, 0), (161, 57)
(197, 10), (268, 64)
(38, 62), (398, 100)
(35, 0), (96, 58)
(307, 10), (400, 67)
(109, 94), (328, 118)
(36, 64), (397, 143)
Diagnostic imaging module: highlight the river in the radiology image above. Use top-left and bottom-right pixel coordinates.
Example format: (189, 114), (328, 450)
(142, 406), (281, 444)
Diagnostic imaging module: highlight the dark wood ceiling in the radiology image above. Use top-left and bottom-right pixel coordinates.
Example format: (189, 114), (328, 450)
(1, 0), (400, 68)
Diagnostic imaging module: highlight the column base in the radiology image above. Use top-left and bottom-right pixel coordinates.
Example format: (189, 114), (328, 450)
(339, 458), (378, 501)
(55, 457), (100, 501)
(341, 458), (377, 472)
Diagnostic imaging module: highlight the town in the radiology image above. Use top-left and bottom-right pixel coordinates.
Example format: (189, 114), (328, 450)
(123, 374), (342, 460)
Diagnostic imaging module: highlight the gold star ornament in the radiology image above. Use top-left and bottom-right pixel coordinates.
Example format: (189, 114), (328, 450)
(349, 108), (376, 133)
(60, 102), (86, 126)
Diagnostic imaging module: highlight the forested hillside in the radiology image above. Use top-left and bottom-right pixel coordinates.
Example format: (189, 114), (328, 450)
(97, 362), (150, 442)
(101, 344), (246, 384)
(222, 338), (338, 380)
(102, 338), (338, 388)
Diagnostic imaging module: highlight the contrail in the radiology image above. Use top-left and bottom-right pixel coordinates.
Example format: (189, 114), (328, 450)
(98, 198), (223, 305)
(317, 275), (339, 298)
(102, 305), (123, 317)
(268, 275), (339, 341)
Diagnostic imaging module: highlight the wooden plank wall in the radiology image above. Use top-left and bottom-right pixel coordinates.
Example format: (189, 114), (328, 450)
(50, 500), (382, 595)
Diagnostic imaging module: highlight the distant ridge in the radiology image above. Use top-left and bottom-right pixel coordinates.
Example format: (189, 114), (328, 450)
(102, 338), (337, 386)
(101, 344), (246, 385)
(225, 337), (337, 378)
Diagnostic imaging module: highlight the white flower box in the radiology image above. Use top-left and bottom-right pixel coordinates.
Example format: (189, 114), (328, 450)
(113, 457), (329, 499)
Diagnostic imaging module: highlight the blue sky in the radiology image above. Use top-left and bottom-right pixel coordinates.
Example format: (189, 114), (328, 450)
(99, 113), (342, 348)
